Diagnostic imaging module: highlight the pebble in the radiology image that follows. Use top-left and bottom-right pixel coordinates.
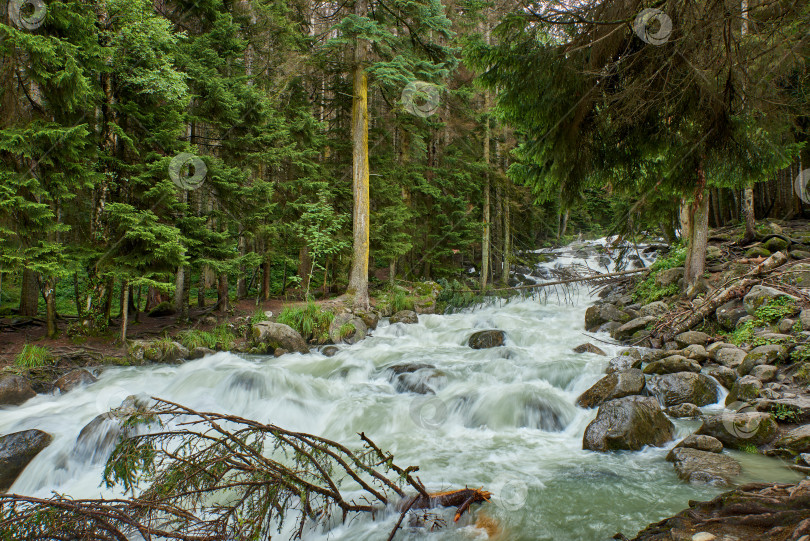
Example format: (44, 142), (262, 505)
(692, 533), (716, 541)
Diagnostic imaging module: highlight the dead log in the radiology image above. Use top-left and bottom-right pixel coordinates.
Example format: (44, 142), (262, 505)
(398, 488), (492, 522)
(658, 251), (788, 341)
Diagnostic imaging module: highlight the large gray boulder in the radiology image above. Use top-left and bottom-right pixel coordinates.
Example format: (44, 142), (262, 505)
(737, 344), (788, 376)
(646, 372), (719, 407)
(743, 285), (798, 315)
(716, 347), (747, 369)
(0, 375), (36, 406)
(698, 411), (778, 448)
(773, 425), (810, 453)
(665, 447), (741, 486)
(328, 313), (368, 345)
(54, 369), (97, 394)
(642, 355), (701, 375)
(674, 434), (724, 453)
(251, 322), (309, 353)
(674, 331), (711, 348)
(576, 369), (646, 409)
(725, 375), (762, 405)
(468, 330), (505, 349)
(0, 429), (52, 491)
(612, 316), (657, 340)
(707, 366), (738, 390)
(715, 299), (748, 331)
(585, 303), (630, 331)
(582, 396), (674, 452)
(606, 355), (643, 374)
(572, 343), (606, 355)
(639, 301), (669, 318)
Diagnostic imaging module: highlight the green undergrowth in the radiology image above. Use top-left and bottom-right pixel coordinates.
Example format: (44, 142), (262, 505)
(176, 324), (237, 351)
(14, 344), (56, 369)
(277, 301), (334, 342)
(632, 244), (686, 304)
(729, 296), (798, 347)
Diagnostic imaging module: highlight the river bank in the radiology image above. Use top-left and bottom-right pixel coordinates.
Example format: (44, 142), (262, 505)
(581, 220), (810, 540)
(2, 225), (809, 539)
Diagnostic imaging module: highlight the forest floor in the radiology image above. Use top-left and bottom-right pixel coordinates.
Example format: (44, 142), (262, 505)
(0, 295), (348, 370)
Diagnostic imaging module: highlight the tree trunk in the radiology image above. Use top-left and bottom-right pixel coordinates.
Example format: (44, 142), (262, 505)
(743, 187), (756, 242)
(19, 268), (38, 317)
(217, 273), (230, 314)
(481, 92), (491, 291)
(560, 208), (570, 238)
(684, 163), (709, 289)
(179, 267), (190, 321)
(347, 2), (371, 311)
(261, 255), (271, 301)
(237, 236), (248, 299)
(43, 277), (57, 338)
(73, 272), (82, 317)
(174, 266), (185, 313)
(146, 286), (163, 313)
(298, 245), (312, 294)
(198, 271), (206, 308)
(120, 279), (129, 342)
(389, 259), (396, 287)
(502, 190), (511, 285)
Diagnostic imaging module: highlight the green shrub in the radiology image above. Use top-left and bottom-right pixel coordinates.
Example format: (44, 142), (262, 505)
(739, 443), (759, 454)
(435, 279), (483, 313)
(277, 302), (334, 342)
(390, 288), (414, 313)
(773, 404), (800, 422)
(177, 324), (237, 351)
(632, 244), (686, 304)
(754, 295), (797, 324)
(729, 297), (800, 347)
(14, 344), (55, 369)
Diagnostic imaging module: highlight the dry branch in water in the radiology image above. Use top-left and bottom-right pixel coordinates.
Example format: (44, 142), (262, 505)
(0, 397), (489, 540)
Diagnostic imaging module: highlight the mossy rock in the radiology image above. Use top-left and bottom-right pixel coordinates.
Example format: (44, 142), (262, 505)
(763, 236), (789, 253)
(744, 246), (771, 259)
(147, 301), (176, 317)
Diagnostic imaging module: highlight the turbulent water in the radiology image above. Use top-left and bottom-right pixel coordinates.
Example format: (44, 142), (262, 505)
(1, 240), (801, 540)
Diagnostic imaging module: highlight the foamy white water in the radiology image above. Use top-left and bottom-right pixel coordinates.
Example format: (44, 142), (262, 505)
(1, 240), (800, 540)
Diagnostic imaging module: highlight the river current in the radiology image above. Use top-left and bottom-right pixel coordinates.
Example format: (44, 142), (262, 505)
(1, 240), (800, 540)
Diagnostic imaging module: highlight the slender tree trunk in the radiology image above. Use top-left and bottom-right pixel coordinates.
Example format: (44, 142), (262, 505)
(179, 267), (190, 321)
(217, 273), (230, 314)
(684, 162), (709, 288)
(261, 254), (271, 301)
(43, 277), (57, 338)
(73, 272), (82, 317)
(19, 268), (38, 317)
(389, 259), (396, 287)
(237, 236), (247, 299)
(502, 190), (511, 284)
(299, 246), (312, 294)
(174, 266), (185, 313)
(560, 208), (570, 238)
(120, 279), (129, 342)
(481, 93), (491, 291)
(743, 187), (756, 241)
(198, 271), (206, 308)
(347, 1), (371, 311)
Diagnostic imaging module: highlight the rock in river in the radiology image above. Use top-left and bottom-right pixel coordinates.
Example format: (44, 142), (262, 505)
(252, 322), (309, 354)
(697, 411), (778, 448)
(646, 372), (719, 407)
(0, 429), (52, 491)
(666, 447), (741, 486)
(468, 330), (505, 349)
(576, 369), (646, 409)
(390, 310), (419, 325)
(572, 343), (606, 355)
(642, 355), (701, 375)
(54, 369), (97, 394)
(583, 396), (674, 452)
(0, 374), (36, 406)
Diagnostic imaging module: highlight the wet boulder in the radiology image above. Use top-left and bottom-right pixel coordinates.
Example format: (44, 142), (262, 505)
(576, 369), (646, 409)
(742, 285), (798, 315)
(583, 396), (674, 452)
(328, 313), (368, 345)
(737, 344), (787, 376)
(697, 411), (778, 448)
(0, 375), (36, 406)
(750, 364), (778, 383)
(128, 339), (189, 364)
(611, 316), (656, 340)
(642, 355), (701, 375)
(664, 403), (703, 418)
(638, 301), (668, 318)
(321, 345), (339, 357)
(674, 434), (724, 453)
(707, 366), (737, 390)
(468, 330), (505, 349)
(606, 355), (643, 374)
(773, 425), (810, 453)
(251, 322), (309, 354)
(584, 303), (630, 331)
(725, 375), (762, 405)
(716, 347), (747, 369)
(0, 429), (52, 491)
(355, 311), (380, 330)
(674, 331), (711, 348)
(187, 346), (215, 360)
(646, 372), (719, 407)
(390, 310), (419, 325)
(665, 447), (741, 486)
(387, 363), (445, 395)
(54, 369), (97, 394)
(572, 343), (606, 356)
